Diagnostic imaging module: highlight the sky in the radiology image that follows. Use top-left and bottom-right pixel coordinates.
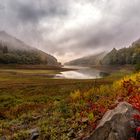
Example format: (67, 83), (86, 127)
(0, 0), (140, 63)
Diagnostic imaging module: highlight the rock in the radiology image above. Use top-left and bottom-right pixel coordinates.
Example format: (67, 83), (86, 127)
(82, 117), (88, 123)
(29, 128), (39, 140)
(87, 102), (140, 140)
(67, 129), (76, 138)
(31, 132), (39, 140)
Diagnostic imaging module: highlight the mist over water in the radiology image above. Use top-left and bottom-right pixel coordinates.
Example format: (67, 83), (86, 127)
(55, 66), (102, 79)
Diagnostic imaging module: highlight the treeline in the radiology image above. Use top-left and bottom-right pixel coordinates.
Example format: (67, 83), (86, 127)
(0, 42), (47, 64)
(101, 43), (140, 65)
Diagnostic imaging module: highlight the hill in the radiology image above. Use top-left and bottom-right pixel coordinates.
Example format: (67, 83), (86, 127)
(65, 52), (106, 66)
(101, 39), (140, 66)
(0, 31), (61, 66)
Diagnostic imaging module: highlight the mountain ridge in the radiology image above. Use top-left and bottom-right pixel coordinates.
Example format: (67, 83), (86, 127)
(101, 38), (140, 65)
(65, 38), (140, 67)
(65, 52), (107, 66)
(0, 31), (61, 66)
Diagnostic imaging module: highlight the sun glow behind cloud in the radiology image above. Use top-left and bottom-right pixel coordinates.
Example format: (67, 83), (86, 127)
(41, 2), (102, 40)
(40, 1), (103, 63)
(65, 2), (102, 29)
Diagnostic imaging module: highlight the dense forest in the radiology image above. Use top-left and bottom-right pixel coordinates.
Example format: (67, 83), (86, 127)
(65, 39), (140, 68)
(0, 31), (61, 66)
(0, 41), (46, 64)
(101, 41), (140, 67)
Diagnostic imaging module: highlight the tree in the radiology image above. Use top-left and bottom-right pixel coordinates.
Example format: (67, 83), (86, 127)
(3, 46), (8, 54)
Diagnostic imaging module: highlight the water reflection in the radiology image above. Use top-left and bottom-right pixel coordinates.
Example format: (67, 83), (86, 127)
(55, 66), (107, 79)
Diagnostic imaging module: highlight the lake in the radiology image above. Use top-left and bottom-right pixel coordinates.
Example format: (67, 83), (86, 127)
(54, 65), (108, 79)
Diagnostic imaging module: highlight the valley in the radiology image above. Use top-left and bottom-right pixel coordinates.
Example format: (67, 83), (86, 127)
(0, 31), (139, 139)
(1, 1), (140, 139)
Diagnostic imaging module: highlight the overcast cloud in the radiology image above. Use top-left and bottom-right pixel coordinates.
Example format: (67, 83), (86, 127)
(0, 0), (140, 63)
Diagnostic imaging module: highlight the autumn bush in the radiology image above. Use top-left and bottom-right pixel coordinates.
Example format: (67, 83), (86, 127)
(0, 69), (140, 139)
(69, 72), (140, 137)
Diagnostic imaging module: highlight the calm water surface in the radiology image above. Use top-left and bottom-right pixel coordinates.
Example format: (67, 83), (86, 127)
(55, 65), (107, 79)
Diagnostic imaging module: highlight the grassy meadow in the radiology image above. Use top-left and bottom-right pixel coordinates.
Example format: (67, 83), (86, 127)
(0, 65), (136, 139)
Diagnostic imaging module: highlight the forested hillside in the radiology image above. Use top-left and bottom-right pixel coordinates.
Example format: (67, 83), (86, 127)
(101, 40), (140, 66)
(65, 52), (106, 66)
(66, 39), (140, 69)
(0, 31), (61, 66)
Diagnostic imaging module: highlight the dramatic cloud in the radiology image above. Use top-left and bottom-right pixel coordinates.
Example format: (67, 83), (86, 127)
(0, 0), (140, 63)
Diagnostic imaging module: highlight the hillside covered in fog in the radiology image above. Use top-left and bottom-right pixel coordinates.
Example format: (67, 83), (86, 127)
(66, 39), (140, 68)
(65, 52), (106, 66)
(0, 31), (61, 66)
(101, 39), (140, 66)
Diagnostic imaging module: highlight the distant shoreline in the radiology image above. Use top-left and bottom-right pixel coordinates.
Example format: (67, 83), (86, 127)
(0, 64), (76, 71)
(65, 64), (135, 72)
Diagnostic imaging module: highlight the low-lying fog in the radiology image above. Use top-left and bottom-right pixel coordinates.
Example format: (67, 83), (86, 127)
(55, 66), (107, 79)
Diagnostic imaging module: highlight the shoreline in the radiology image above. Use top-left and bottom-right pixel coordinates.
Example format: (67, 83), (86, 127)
(0, 64), (76, 71)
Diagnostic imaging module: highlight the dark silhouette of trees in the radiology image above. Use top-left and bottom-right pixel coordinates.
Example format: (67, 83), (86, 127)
(3, 46), (8, 54)
(101, 43), (140, 66)
(0, 41), (44, 64)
